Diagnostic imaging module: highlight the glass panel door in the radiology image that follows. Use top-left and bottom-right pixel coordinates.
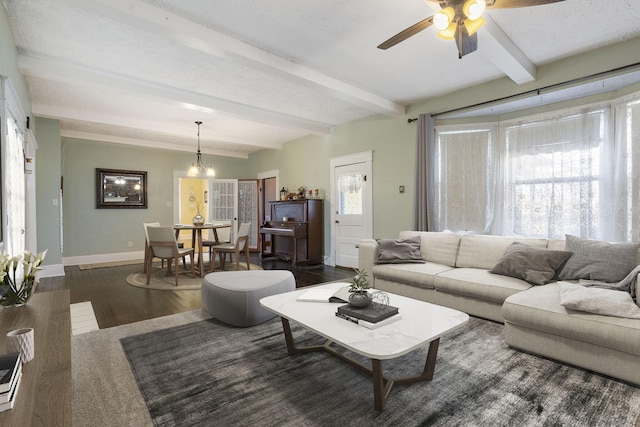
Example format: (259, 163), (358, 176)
(209, 179), (238, 241)
(238, 180), (259, 250)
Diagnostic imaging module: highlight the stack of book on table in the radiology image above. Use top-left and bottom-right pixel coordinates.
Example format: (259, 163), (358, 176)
(336, 303), (400, 329)
(0, 353), (22, 413)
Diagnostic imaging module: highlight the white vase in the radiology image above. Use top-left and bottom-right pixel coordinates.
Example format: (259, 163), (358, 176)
(6, 327), (34, 363)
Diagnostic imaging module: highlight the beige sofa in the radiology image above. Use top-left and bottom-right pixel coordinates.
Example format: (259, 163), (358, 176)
(358, 231), (640, 386)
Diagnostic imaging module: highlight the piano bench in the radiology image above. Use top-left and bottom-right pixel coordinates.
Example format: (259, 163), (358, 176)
(201, 270), (295, 327)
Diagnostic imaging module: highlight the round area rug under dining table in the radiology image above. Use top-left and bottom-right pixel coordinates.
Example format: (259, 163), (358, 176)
(126, 263), (263, 290)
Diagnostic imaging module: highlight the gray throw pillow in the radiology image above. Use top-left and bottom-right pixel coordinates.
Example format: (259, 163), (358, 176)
(559, 282), (640, 319)
(557, 235), (640, 283)
(375, 235), (425, 264)
(490, 242), (572, 285)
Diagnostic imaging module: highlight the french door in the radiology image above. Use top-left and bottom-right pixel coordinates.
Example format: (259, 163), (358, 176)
(208, 179), (259, 250)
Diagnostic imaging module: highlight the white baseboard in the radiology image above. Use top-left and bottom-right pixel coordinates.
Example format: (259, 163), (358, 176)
(39, 264), (66, 278)
(63, 251), (145, 266)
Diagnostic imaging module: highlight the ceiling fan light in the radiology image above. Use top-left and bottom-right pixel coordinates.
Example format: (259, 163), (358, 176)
(438, 22), (457, 40)
(433, 7), (455, 31)
(464, 17), (486, 36)
(463, 0), (486, 21)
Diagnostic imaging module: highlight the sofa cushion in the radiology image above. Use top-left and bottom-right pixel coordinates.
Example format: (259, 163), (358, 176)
(372, 262), (454, 290)
(399, 231), (461, 267)
(546, 239), (566, 251)
(558, 282), (640, 319)
(557, 235), (640, 283)
(455, 235), (548, 270)
(434, 268), (532, 304)
(375, 235), (425, 264)
(489, 242), (572, 285)
(503, 283), (640, 357)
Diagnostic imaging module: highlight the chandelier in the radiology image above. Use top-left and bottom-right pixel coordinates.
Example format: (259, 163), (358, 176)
(188, 121), (215, 177)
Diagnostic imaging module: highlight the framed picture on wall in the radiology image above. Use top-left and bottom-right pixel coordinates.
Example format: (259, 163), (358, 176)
(96, 168), (147, 209)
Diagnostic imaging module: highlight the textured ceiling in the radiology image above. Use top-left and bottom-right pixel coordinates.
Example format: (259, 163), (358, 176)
(3, 0), (640, 158)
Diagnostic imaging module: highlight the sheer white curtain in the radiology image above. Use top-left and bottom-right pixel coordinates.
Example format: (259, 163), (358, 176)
(429, 92), (640, 241)
(613, 97), (640, 242)
(432, 124), (497, 233)
(5, 115), (26, 257)
(498, 106), (609, 239)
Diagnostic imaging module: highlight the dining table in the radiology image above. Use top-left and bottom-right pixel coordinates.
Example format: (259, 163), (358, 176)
(173, 223), (232, 277)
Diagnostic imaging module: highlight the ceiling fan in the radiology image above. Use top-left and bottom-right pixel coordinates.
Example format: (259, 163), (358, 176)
(377, 0), (566, 59)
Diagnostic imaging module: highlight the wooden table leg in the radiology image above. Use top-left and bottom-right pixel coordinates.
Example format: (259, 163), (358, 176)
(372, 359), (386, 411)
(277, 318), (442, 412)
(196, 228), (204, 277)
(280, 317), (328, 355)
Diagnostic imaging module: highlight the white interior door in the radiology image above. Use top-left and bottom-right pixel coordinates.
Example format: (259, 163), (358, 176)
(331, 152), (372, 268)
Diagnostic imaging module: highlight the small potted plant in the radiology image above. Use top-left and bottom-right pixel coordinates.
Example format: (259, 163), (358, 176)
(348, 268), (371, 308)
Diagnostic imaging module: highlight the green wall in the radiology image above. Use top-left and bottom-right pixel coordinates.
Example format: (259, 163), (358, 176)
(35, 118), (62, 264)
(249, 115), (415, 243)
(60, 139), (248, 257)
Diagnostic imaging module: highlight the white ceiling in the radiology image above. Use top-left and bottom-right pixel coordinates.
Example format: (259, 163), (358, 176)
(4, 0), (640, 158)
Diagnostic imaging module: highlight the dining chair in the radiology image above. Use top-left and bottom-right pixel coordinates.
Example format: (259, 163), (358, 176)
(210, 222), (251, 272)
(203, 223), (232, 266)
(142, 222), (161, 273)
(143, 222), (188, 273)
(146, 226), (195, 286)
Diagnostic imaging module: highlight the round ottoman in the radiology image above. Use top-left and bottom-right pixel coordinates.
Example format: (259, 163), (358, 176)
(201, 270), (295, 327)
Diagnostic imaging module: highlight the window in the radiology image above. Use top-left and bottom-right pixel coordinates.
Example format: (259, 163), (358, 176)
(5, 113), (26, 256)
(337, 174), (363, 215)
(431, 94), (639, 242)
(501, 107), (608, 239)
(433, 125), (496, 233)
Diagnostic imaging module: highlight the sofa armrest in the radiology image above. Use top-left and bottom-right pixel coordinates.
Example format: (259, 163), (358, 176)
(358, 239), (379, 288)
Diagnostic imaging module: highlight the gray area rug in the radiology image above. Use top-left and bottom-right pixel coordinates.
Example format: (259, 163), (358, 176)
(117, 313), (640, 426)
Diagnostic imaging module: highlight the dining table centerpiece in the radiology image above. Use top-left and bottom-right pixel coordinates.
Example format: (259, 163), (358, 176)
(192, 201), (205, 225)
(0, 249), (47, 307)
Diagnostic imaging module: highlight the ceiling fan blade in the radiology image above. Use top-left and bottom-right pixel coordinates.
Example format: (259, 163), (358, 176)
(487, 0), (565, 9)
(377, 16), (434, 50)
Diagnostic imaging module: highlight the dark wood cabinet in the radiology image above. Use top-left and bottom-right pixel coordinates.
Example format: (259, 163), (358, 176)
(260, 199), (323, 266)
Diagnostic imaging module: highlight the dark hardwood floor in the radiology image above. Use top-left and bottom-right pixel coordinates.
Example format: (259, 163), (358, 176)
(37, 253), (354, 329)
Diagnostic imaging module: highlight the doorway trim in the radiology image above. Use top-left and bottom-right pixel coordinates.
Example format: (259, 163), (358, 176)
(256, 169), (279, 189)
(329, 151), (373, 267)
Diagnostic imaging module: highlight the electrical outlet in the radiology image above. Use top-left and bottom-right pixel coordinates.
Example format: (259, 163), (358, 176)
(128, 241), (133, 247)
(52, 198), (58, 206)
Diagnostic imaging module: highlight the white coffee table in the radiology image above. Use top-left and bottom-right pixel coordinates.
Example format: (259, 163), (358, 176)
(260, 282), (469, 411)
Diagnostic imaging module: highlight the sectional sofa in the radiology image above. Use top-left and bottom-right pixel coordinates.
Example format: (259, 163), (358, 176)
(358, 231), (640, 386)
